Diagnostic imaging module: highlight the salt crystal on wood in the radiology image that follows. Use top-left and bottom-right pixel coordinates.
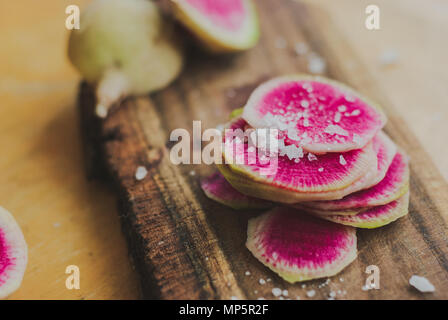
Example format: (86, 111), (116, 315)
(409, 275), (435, 293)
(272, 288), (282, 297)
(135, 166), (148, 180)
(306, 290), (316, 298)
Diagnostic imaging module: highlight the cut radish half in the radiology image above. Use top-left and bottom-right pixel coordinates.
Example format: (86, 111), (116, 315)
(171, 0), (259, 52)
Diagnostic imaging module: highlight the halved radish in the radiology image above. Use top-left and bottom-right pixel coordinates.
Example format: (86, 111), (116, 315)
(170, 0), (259, 52)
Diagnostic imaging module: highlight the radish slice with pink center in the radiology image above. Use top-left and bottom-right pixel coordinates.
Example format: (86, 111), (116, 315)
(247, 207), (357, 283)
(171, 0), (259, 52)
(320, 192), (410, 229)
(0, 207), (28, 299)
(242, 75), (387, 153)
(201, 171), (272, 210)
(223, 118), (376, 195)
(302, 135), (407, 211)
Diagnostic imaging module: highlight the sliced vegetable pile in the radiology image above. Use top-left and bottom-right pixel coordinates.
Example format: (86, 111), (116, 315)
(201, 75), (410, 283)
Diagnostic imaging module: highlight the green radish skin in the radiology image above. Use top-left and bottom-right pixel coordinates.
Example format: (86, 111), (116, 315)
(68, 0), (183, 118)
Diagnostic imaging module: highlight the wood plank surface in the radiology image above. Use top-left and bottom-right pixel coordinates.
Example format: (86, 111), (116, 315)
(79, 0), (448, 299)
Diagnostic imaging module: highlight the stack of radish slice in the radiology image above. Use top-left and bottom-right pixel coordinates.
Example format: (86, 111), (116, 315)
(201, 75), (410, 283)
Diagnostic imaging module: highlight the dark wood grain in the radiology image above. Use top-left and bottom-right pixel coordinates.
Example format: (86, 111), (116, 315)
(78, 0), (448, 299)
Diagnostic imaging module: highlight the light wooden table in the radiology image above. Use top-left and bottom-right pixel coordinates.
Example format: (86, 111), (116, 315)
(0, 0), (446, 299)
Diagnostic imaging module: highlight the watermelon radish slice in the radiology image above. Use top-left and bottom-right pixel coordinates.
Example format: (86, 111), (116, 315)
(320, 192), (410, 229)
(242, 75), (387, 153)
(247, 207), (357, 283)
(222, 118), (377, 201)
(0, 207), (28, 299)
(201, 171), (272, 210)
(170, 0), (259, 52)
(356, 131), (397, 189)
(303, 149), (409, 211)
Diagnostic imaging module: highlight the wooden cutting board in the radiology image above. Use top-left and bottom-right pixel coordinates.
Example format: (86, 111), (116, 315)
(78, 0), (448, 299)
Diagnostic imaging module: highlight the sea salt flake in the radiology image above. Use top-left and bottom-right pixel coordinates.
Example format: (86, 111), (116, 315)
(300, 100), (310, 108)
(284, 144), (304, 161)
(345, 95), (355, 102)
(231, 296), (239, 300)
(95, 104), (108, 118)
(135, 166), (148, 180)
(338, 105), (347, 112)
(303, 119), (310, 127)
(409, 275), (435, 293)
(189, 170), (196, 176)
(216, 124), (225, 132)
(324, 124), (349, 136)
(334, 112), (342, 123)
(351, 109), (361, 116)
(379, 48), (399, 66)
(307, 153), (317, 161)
(257, 297), (265, 300)
(308, 54), (326, 74)
(318, 167), (324, 172)
(303, 83), (313, 93)
(272, 288), (282, 297)
(287, 128), (301, 141)
(294, 42), (308, 55)
(339, 155), (347, 165)
(245, 271), (251, 276)
(329, 291), (336, 298)
(282, 290), (289, 297)
(306, 290), (316, 298)
(259, 278), (266, 285)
